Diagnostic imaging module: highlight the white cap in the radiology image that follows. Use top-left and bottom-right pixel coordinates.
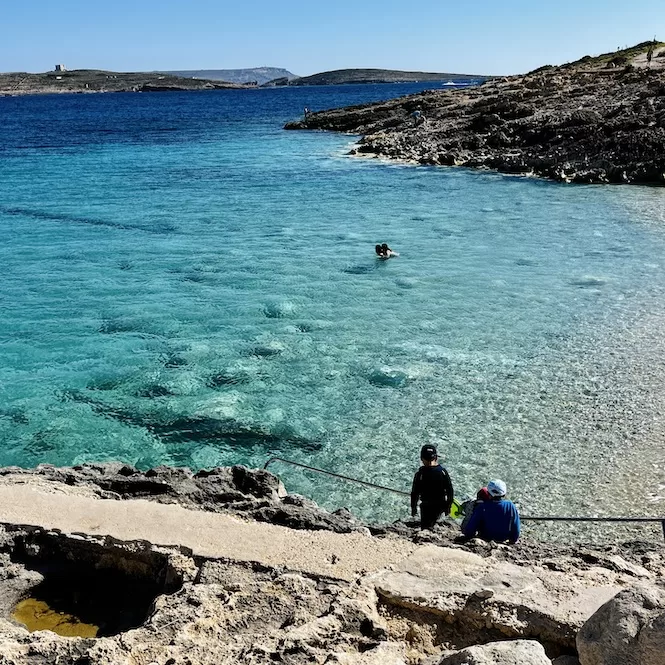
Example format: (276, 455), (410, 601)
(487, 479), (507, 497)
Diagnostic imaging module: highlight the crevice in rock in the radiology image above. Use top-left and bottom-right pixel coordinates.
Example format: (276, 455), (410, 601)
(0, 526), (187, 637)
(377, 594), (579, 661)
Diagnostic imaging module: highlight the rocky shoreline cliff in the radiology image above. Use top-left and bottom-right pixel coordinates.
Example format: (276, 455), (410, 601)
(0, 463), (662, 665)
(285, 43), (665, 186)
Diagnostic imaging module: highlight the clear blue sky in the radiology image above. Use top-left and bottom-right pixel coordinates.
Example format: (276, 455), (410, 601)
(3, 0), (663, 76)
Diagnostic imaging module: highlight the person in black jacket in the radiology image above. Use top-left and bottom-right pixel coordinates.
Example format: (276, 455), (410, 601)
(410, 444), (454, 529)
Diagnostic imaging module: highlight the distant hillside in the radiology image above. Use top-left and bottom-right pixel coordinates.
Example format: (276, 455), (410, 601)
(0, 69), (248, 96)
(269, 68), (487, 87)
(166, 68), (297, 85)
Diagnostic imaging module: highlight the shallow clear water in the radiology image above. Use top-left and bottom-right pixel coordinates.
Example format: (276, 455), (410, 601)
(2, 84), (665, 537)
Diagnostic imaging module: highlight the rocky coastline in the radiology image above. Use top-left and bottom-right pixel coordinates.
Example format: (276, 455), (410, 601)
(285, 43), (665, 186)
(0, 463), (662, 664)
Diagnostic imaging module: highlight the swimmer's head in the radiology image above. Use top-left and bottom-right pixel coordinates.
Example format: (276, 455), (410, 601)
(381, 243), (389, 251)
(375, 244), (382, 255)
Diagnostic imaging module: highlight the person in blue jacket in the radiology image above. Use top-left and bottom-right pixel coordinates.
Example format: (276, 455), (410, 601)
(462, 479), (520, 544)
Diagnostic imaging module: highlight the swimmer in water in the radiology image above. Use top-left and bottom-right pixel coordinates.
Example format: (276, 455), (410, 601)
(380, 243), (399, 258)
(375, 244), (390, 259)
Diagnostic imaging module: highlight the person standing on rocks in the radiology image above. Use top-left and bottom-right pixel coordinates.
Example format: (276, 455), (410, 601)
(410, 106), (425, 126)
(462, 479), (521, 544)
(410, 444), (454, 529)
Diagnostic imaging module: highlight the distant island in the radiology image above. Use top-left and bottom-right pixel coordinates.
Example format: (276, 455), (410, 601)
(0, 69), (250, 96)
(165, 67), (297, 86)
(286, 42), (665, 186)
(0, 66), (489, 96)
(264, 68), (487, 87)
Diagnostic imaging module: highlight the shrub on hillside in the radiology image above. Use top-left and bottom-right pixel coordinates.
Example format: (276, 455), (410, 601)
(608, 54), (629, 67)
(526, 64), (554, 76)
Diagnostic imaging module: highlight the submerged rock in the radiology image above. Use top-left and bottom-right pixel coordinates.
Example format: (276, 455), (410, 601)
(263, 300), (297, 318)
(61, 389), (320, 452)
(368, 368), (410, 388)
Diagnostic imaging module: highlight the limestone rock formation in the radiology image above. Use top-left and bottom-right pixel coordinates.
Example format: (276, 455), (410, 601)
(286, 43), (665, 186)
(437, 640), (552, 665)
(0, 463), (366, 534)
(0, 465), (664, 664)
(372, 545), (625, 651)
(0, 526), (398, 665)
(576, 583), (665, 665)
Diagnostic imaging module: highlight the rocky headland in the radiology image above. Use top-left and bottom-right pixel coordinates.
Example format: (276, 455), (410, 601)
(0, 70), (249, 96)
(285, 42), (665, 186)
(267, 68), (486, 87)
(0, 463), (662, 664)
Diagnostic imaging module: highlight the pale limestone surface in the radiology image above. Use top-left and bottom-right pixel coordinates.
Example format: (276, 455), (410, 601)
(0, 481), (415, 581)
(437, 640), (552, 665)
(333, 642), (408, 664)
(0, 469), (663, 664)
(372, 546), (625, 647)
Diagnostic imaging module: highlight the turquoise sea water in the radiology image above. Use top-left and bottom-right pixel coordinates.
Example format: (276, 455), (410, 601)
(2, 85), (665, 535)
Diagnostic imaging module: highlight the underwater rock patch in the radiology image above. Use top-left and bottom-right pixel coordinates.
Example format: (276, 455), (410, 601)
(569, 276), (607, 288)
(133, 384), (175, 399)
(86, 375), (125, 391)
(182, 272), (217, 284)
(98, 318), (149, 334)
(395, 277), (417, 289)
(206, 372), (249, 388)
(62, 389), (320, 452)
(343, 264), (376, 275)
(162, 354), (189, 368)
(263, 301), (296, 318)
(246, 342), (285, 358)
(368, 368), (410, 388)
(0, 408), (29, 425)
